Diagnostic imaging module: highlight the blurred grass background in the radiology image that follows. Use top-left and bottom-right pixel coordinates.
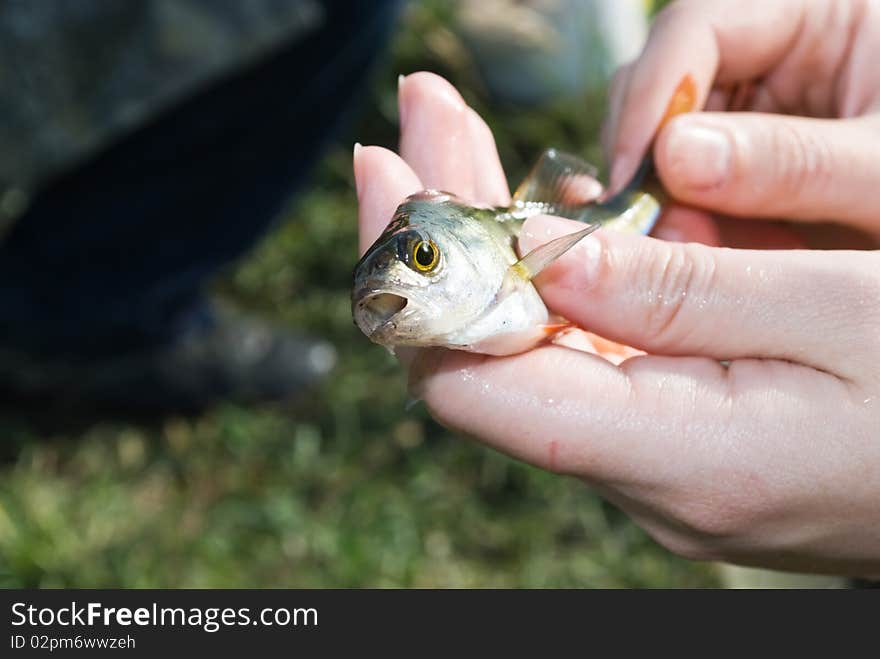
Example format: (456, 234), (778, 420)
(0, 0), (719, 588)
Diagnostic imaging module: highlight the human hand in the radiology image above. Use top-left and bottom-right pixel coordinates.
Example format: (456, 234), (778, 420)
(606, 0), (880, 250)
(355, 71), (880, 576)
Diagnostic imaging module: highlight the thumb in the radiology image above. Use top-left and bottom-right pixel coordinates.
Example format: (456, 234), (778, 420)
(654, 112), (880, 232)
(519, 215), (877, 380)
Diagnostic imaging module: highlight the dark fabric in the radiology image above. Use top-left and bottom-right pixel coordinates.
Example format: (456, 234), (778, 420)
(0, 0), (326, 200)
(0, 0), (400, 356)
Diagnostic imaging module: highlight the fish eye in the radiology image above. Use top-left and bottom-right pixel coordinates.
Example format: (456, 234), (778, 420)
(411, 240), (439, 273)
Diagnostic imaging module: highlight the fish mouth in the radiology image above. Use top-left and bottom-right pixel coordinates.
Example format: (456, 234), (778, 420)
(354, 292), (409, 338)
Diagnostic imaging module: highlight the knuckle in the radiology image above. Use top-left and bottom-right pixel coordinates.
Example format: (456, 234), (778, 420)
(638, 242), (716, 347)
(636, 468), (770, 562)
(675, 499), (756, 541)
(771, 120), (835, 197)
(669, 475), (768, 543)
(653, 531), (723, 563)
(643, 505), (754, 563)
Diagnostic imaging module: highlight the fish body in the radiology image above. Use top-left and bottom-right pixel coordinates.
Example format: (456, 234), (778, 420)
(352, 149), (660, 355)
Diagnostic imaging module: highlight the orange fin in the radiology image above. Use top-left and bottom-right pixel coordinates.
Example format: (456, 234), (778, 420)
(550, 327), (646, 364)
(659, 74), (697, 130)
(587, 334), (638, 358)
(540, 322), (571, 336)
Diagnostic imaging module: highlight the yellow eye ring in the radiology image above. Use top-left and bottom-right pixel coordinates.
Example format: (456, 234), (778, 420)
(411, 240), (439, 272)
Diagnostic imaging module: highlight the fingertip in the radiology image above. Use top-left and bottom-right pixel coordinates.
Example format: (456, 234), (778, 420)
(402, 71), (467, 102)
(354, 145), (423, 255)
(397, 75), (407, 127)
(398, 71), (475, 197)
(606, 22), (717, 194)
(352, 142), (364, 194)
(465, 106), (510, 205)
(398, 71), (467, 132)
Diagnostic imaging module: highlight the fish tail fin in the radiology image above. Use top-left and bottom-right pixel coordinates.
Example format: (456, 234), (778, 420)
(511, 74), (698, 235)
(579, 156), (661, 235)
(512, 148), (661, 235)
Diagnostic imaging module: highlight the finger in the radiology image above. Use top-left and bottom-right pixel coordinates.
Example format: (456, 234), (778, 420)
(837, 0), (880, 117)
(608, 0), (808, 192)
(705, 87), (731, 112)
(601, 62), (633, 161)
(714, 217), (806, 250)
(519, 214), (878, 379)
(793, 222), (880, 251)
(398, 72), (478, 201)
(465, 107), (510, 206)
(353, 144), (422, 255)
(651, 205), (721, 245)
(411, 338), (851, 491)
(409, 345), (635, 478)
(653, 207), (808, 250)
(654, 112), (880, 231)
(414, 341), (873, 566)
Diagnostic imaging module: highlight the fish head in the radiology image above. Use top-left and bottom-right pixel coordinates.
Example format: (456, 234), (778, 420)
(352, 191), (531, 351)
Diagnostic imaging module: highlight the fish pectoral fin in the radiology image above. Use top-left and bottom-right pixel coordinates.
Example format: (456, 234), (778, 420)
(491, 224), (600, 309)
(540, 321), (571, 336)
(511, 223), (601, 280)
(512, 149), (601, 219)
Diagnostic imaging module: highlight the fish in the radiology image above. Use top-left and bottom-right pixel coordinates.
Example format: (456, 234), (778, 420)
(352, 75), (696, 357)
(352, 149), (660, 356)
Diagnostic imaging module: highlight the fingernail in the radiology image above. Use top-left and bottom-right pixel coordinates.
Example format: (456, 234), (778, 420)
(397, 74), (408, 128)
(665, 118), (732, 189)
(353, 142), (364, 200)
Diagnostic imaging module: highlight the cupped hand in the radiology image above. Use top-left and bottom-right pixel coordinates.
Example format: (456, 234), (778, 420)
(608, 0), (880, 250)
(354, 71), (880, 576)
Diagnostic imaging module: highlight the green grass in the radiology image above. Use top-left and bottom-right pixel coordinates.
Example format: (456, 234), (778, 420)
(0, 2), (718, 588)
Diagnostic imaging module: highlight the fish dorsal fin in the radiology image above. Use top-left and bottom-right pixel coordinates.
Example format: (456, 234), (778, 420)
(510, 223), (601, 282)
(511, 149), (601, 220)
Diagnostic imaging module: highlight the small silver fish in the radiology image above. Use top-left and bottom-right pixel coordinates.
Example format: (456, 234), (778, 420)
(352, 149), (660, 356)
